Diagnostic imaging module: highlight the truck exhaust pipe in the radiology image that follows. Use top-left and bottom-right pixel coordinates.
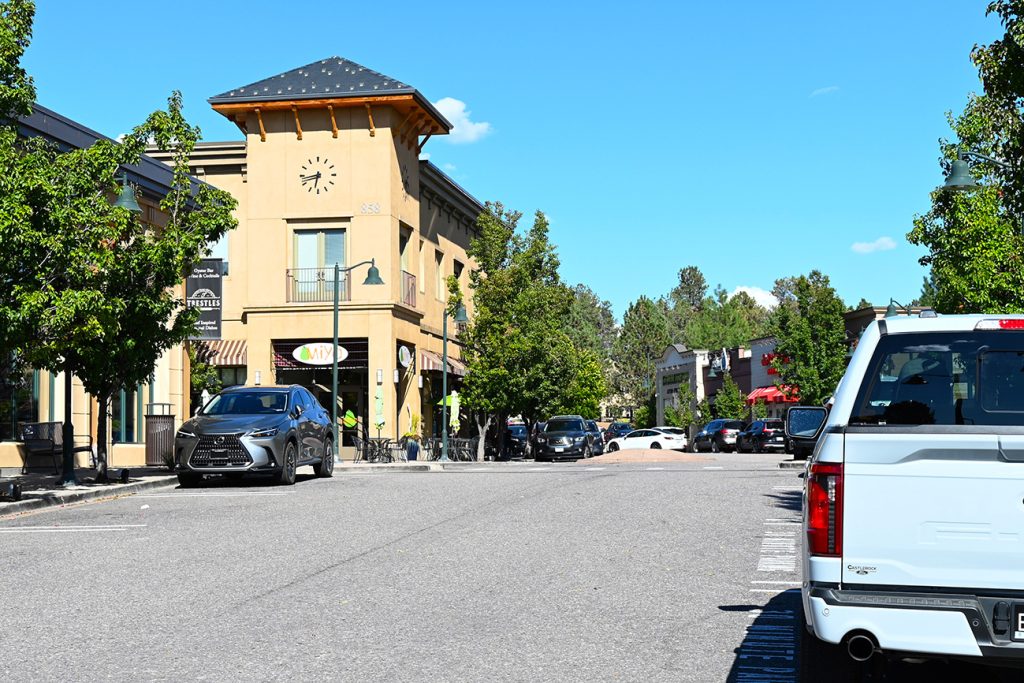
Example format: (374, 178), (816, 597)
(846, 634), (878, 662)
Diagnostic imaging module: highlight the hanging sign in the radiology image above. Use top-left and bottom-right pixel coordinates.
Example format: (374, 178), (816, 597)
(292, 343), (349, 366)
(398, 345), (413, 368)
(186, 258), (223, 340)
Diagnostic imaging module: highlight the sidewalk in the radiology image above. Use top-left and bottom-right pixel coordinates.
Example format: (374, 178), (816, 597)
(0, 467), (178, 518)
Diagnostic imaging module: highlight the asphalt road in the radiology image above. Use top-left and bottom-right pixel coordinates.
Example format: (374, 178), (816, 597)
(0, 453), (1014, 681)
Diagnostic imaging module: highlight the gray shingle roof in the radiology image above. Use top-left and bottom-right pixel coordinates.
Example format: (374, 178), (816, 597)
(208, 56), (414, 104)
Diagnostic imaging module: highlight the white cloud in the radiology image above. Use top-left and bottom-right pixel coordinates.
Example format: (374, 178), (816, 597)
(810, 85), (840, 98)
(851, 236), (898, 254)
(433, 97), (492, 144)
(418, 152), (431, 161)
(730, 286), (779, 310)
(442, 162), (457, 172)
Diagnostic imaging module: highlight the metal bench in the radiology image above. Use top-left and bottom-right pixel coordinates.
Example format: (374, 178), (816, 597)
(19, 422), (62, 474)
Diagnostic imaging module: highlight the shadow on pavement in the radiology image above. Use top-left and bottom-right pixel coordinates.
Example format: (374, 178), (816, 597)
(724, 589), (801, 683)
(767, 490), (802, 513)
(177, 471), (317, 489)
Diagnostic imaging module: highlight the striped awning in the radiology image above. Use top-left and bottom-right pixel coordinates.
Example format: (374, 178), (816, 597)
(746, 385), (798, 405)
(196, 339), (247, 367)
(421, 350), (465, 377)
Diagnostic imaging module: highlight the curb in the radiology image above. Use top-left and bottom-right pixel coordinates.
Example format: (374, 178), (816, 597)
(778, 460), (806, 470)
(334, 463), (438, 473)
(0, 475), (178, 518)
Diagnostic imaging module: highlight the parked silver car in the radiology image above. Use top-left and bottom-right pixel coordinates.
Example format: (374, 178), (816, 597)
(174, 385), (334, 487)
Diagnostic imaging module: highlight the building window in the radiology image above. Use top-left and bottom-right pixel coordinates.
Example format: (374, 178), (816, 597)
(435, 250), (444, 300)
(112, 388), (138, 443)
(218, 367), (247, 388)
(294, 228), (346, 270)
(454, 259), (464, 282)
(0, 368), (37, 440)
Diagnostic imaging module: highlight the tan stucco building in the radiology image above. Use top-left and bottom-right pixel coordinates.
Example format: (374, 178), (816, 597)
(0, 57), (483, 473)
(153, 57), (482, 457)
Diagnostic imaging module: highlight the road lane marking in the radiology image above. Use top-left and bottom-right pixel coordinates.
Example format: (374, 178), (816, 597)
(527, 467), (551, 471)
(584, 467), (606, 471)
(0, 524), (147, 534)
(136, 492), (292, 498)
(645, 467), (665, 471)
(703, 466), (724, 470)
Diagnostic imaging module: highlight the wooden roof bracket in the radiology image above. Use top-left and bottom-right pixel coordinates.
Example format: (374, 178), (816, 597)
(396, 109), (417, 140)
(292, 105), (302, 140)
(255, 108), (266, 142)
(417, 132), (432, 154)
(327, 105), (338, 138)
(365, 104), (376, 137)
(404, 114), (425, 146)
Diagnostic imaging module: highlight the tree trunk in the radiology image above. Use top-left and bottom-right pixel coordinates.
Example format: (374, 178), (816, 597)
(95, 391), (110, 483)
(474, 413), (492, 461)
(496, 412), (508, 460)
(59, 366), (76, 486)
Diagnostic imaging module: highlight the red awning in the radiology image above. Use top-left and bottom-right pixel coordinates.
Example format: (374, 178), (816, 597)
(746, 385), (799, 405)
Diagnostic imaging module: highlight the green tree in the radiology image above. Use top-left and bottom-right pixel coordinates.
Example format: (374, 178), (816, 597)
(565, 284), (616, 367)
(661, 265), (707, 342)
(611, 296), (670, 411)
(664, 381), (696, 430)
(684, 286), (768, 350)
(908, 3), (1024, 312)
(713, 372), (747, 420)
(770, 271), (848, 407)
(457, 203), (604, 458)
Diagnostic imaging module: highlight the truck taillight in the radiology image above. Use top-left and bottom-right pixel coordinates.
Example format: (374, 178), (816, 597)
(807, 462), (843, 557)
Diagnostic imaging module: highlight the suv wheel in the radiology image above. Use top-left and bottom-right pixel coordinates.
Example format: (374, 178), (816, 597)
(711, 439), (720, 453)
(753, 440), (763, 454)
(608, 442), (619, 452)
(583, 444), (593, 459)
(315, 439), (335, 478)
(177, 472), (201, 488)
(277, 441), (298, 486)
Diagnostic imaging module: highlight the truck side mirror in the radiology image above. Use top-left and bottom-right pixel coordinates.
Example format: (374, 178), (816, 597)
(785, 406), (828, 459)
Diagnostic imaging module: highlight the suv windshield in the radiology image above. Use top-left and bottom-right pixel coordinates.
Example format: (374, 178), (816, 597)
(585, 421), (599, 432)
(203, 391), (289, 415)
(546, 418), (584, 432)
(508, 425), (527, 437)
(763, 420), (783, 429)
(724, 421), (746, 429)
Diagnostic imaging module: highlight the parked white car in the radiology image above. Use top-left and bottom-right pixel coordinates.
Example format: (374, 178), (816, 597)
(605, 427), (687, 452)
(791, 313), (1024, 678)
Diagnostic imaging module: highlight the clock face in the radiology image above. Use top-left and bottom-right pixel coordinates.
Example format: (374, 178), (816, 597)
(299, 156), (336, 195)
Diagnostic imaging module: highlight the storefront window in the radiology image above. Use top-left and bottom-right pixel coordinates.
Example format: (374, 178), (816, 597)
(0, 368), (38, 440)
(217, 366), (247, 388)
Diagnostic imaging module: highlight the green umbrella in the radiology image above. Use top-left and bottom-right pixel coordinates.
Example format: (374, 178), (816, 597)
(374, 386), (385, 435)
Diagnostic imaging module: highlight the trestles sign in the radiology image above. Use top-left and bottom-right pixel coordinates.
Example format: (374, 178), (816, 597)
(292, 343), (348, 366)
(186, 258), (223, 340)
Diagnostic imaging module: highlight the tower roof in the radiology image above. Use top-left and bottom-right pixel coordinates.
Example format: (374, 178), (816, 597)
(208, 57), (450, 134)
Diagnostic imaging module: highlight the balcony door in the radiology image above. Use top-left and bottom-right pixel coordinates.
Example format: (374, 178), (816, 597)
(292, 228), (346, 302)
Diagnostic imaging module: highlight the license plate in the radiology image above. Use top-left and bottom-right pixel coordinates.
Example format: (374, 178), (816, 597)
(554, 447), (564, 453)
(1014, 605), (1024, 640)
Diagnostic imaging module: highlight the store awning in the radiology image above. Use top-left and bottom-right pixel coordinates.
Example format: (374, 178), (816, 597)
(196, 339), (247, 367)
(421, 350), (466, 377)
(746, 385), (798, 405)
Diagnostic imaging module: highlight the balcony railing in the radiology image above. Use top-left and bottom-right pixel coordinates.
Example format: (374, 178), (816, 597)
(286, 267), (351, 303)
(401, 270), (417, 308)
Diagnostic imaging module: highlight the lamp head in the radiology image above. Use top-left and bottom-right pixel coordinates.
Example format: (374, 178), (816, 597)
(113, 176), (142, 213)
(362, 260), (384, 285)
(885, 300), (899, 318)
(942, 158), (978, 192)
(454, 304), (468, 323)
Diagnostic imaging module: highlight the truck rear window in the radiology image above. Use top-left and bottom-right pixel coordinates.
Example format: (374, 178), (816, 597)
(850, 331), (1024, 426)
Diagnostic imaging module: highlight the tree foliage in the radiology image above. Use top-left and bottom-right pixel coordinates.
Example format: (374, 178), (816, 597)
(684, 286), (768, 350)
(457, 203), (606, 456)
(565, 283), (616, 368)
(908, 2), (1024, 313)
(713, 372), (747, 420)
(611, 296), (670, 408)
(661, 265), (707, 342)
(769, 271), (848, 407)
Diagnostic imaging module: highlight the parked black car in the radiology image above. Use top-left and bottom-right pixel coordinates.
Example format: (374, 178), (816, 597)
(535, 415), (596, 461)
(603, 421), (633, 444)
(691, 419), (746, 453)
(736, 419), (786, 453)
(585, 420), (605, 456)
(504, 424), (530, 458)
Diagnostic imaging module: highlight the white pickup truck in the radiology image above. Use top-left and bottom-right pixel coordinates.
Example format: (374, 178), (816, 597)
(789, 313), (1024, 679)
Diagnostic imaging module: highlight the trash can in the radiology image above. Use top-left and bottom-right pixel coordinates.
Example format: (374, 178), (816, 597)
(406, 439), (420, 461)
(145, 413), (176, 467)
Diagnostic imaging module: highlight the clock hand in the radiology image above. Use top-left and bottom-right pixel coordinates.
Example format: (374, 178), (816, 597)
(314, 171), (321, 188)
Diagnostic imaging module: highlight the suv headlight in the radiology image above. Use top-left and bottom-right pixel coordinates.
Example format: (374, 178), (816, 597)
(176, 428), (197, 439)
(249, 427), (279, 439)
(575, 436), (587, 444)
(537, 436), (547, 443)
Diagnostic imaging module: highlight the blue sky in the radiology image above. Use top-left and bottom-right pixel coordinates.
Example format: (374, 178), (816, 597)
(24, 1), (1001, 317)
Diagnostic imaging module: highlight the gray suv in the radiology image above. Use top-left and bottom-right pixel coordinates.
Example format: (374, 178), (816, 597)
(174, 385), (334, 487)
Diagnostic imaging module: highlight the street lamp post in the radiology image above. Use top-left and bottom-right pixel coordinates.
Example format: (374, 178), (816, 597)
(332, 260), (384, 452)
(884, 298), (912, 318)
(439, 303), (468, 462)
(942, 150), (1011, 192)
